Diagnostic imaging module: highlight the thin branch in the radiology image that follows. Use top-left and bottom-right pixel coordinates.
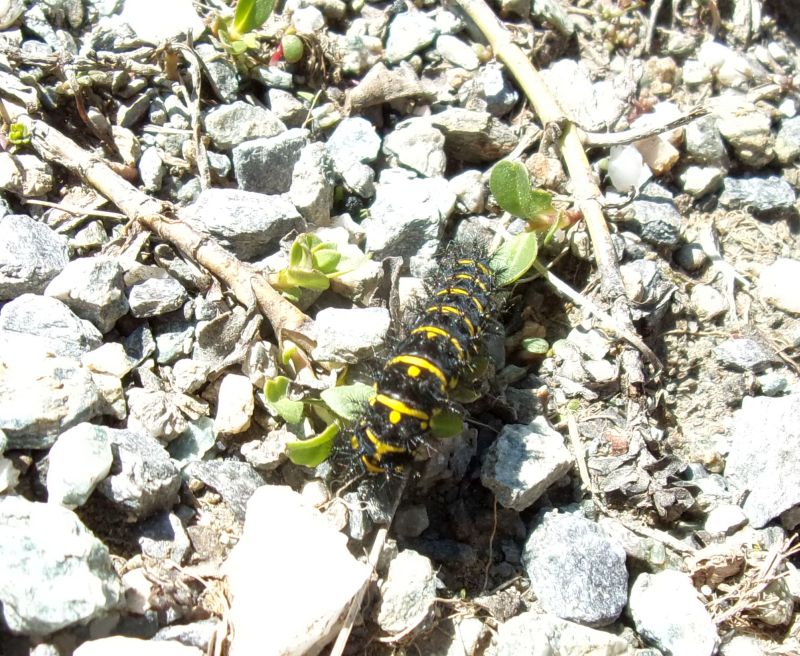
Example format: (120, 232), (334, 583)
(22, 198), (127, 220)
(454, 0), (647, 388)
(580, 106), (709, 148)
(19, 115), (315, 351)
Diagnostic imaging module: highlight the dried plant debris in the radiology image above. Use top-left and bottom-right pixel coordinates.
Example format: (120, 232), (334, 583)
(1, 0), (800, 654)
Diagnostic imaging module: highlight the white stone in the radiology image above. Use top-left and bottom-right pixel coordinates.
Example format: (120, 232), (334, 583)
(759, 258), (800, 314)
(376, 550), (436, 633)
(224, 486), (370, 656)
(436, 34), (479, 70)
(704, 504), (748, 535)
(214, 374), (254, 435)
(119, 0), (205, 43)
(607, 144), (652, 193)
(74, 636), (202, 656)
(47, 423), (113, 509)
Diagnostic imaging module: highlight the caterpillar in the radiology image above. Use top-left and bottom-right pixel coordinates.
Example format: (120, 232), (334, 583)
(345, 257), (499, 475)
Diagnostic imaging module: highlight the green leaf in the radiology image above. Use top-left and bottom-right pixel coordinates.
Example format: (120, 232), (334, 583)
(490, 231), (539, 286)
(281, 34), (304, 64)
(312, 248), (341, 275)
(232, 0), (275, 38)
(284, 267), (330, 291)
(8, 123), (30, 145)
(264, 376), (305, 424)
(489, 161), (555, 222)
(241, 32), (260, 49)
(289, 238), (312, 268)
(521, 337), (550, 354)
(286, 423), (338, 467)
(281, 341), (298, 367)
(230, 39), (248, 55)
(430, 410), (464, 439)
(320, 382), (373, 421)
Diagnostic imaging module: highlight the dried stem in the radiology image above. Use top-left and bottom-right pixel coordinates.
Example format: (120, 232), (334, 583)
(19, 115), (315, 350)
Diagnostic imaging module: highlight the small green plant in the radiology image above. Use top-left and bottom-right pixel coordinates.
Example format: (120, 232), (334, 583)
(272, 233), (368, 303)
(8, 122), (30, 146)
(214, 0), (275, 56)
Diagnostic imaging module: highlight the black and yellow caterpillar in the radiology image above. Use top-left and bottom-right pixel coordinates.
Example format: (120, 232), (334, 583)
(346, 258), (498, 474)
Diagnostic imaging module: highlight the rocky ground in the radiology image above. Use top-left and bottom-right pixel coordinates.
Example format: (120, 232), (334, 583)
(0, 0), (799, 655)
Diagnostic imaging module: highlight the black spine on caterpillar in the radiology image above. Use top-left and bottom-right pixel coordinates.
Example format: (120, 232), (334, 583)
(347, 258), (498, 475)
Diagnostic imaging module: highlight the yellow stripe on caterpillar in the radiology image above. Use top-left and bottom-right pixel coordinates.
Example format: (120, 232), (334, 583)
(456, 259), (493, 278)
(387, 354), (448, 390)
(451, 272), (488, 293)
(371, 393), (430, 423)
(411, 325), (466, 359)
(361, 455), (385, 474)
(426, 304), (476, 336)
(365, 427), (409, 455)
(435, 287), (484, 314)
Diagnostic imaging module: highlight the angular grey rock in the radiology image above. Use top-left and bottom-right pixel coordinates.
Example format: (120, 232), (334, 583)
(393, 504), (430, 538)
(127, 387), (189, 441)
(154, 319), (193, 364)
(45, 257), (129, 333)
(382, 118), (447, 178)
(184, 460), (265, 521)
(363, 173), (454, 261)
(180, 188), (303, 261)
(629, 569), (719, 656)
(449, 169), (486, 214)
(459, 62), (518, 117)
(384, 11), (439, 63)
(0, 152), (53, 196)
(522, 511), (627, 626)
(311, 306), (391, 364)
(97, 427), (182, 519)
(775, 116), (800, 164)
(0, 214), (69, 299)
(232, 128), (309, 194)
(759, 258), (800, 314)
(127, 276), (188, 318)
(289, 142), (335, 226)
(725, 394), (800, 528)
(138, 512), (192, 564)
(0, 335), (105, 449)
(435, 34), (479, 70)
(153, 619), (220, 651)
(139, 146), (165, 192)
(195, 42), (239, 103)
(717, 101), (775, 168)
(116, 89), (155, 128)
(678, 165), (724, 197)
(0, 294), (102, 358)
(704, 503), (748, 535)
(430, 108), (518, 162)
(203, 100), (286, 150)
(685, 114), (729, 167)
(326, 116), (381, 165)
(496, 611), (636, 656)
(0, 495), (122, 635)
(481, 418), (573, 511)
(690, 284), (728, 321)
(714, 337), (776, 372)
(629, 184), (682, 248)
(47, 422), (113, 508)
(375, 550), (437, 633)
(719, 176), (796, 218)
(268, 88), (308, 127)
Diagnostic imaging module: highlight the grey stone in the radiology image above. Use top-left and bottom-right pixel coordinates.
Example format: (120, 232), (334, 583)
(97, 427), (182, 519)
(629, 569), (719, 656)
(629, 184), (682, 248)
(0, 0), (24, 29)
(154, 319), (193, 364)
(384, 11), (439, 63)
(183, 460), (265, 521)
(496, 611), (636, 656)
(704, 503), (748, 535)
(717, 101), (775, 168)
(139, 147), (165, 192)
(0, 214), (69, 299)
(47, 422), (113, 508)
(0, 495), (122, 635)
(289, 142), (335, 226)
(459, 62), (518, 117)
(481, 419), (572, 511)
(725, 394), (800, 528)
(203, 100), (286, 150)
(435, 34), (478, 70)
(714, 337), (776, 372)
(153, 619), (219, 651)
(690, 284), (728, 321)
(127, 276), (188, 318)
(232, 129), (309, 194)
(759, 258), (800, 314)
(0, 335), (105, 449)
(363, 173), (454, 261)
(375, 550), (436, 633)
(0, 152), (53, 196)
(45, 257), (129, 333)
(312, 306), (391, 364)
(449, 170), (485, 214)
(116, 89), (156, 128)
(326, 117), (381, 165)
(195, 43), (239, 103)
(138, 512), (191, 564)
(382, 119), (446, 178)
(268, 88), (307, 127)
(678, 165), (724, 197)
(522, 511), (627, 626)
(685, 115), (728, 167)
(180, 188), (303, 261)
(393, 504), (429, 538)
(119, 0), (204, 43)
(0, 294), (102, 358)
(167, 416), (215, 464)
(675, 242), (707, 272)
(430, 108), (518, 162)
(719, 176), (796, 218)
(775, 116), (800, 164)
(124, 323), (156, 366)
(193, 305), (251, 366)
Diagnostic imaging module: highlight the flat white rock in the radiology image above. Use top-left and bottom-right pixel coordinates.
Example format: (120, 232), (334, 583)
(224, 485), (370, 656)
(74, 636), (202, 656)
